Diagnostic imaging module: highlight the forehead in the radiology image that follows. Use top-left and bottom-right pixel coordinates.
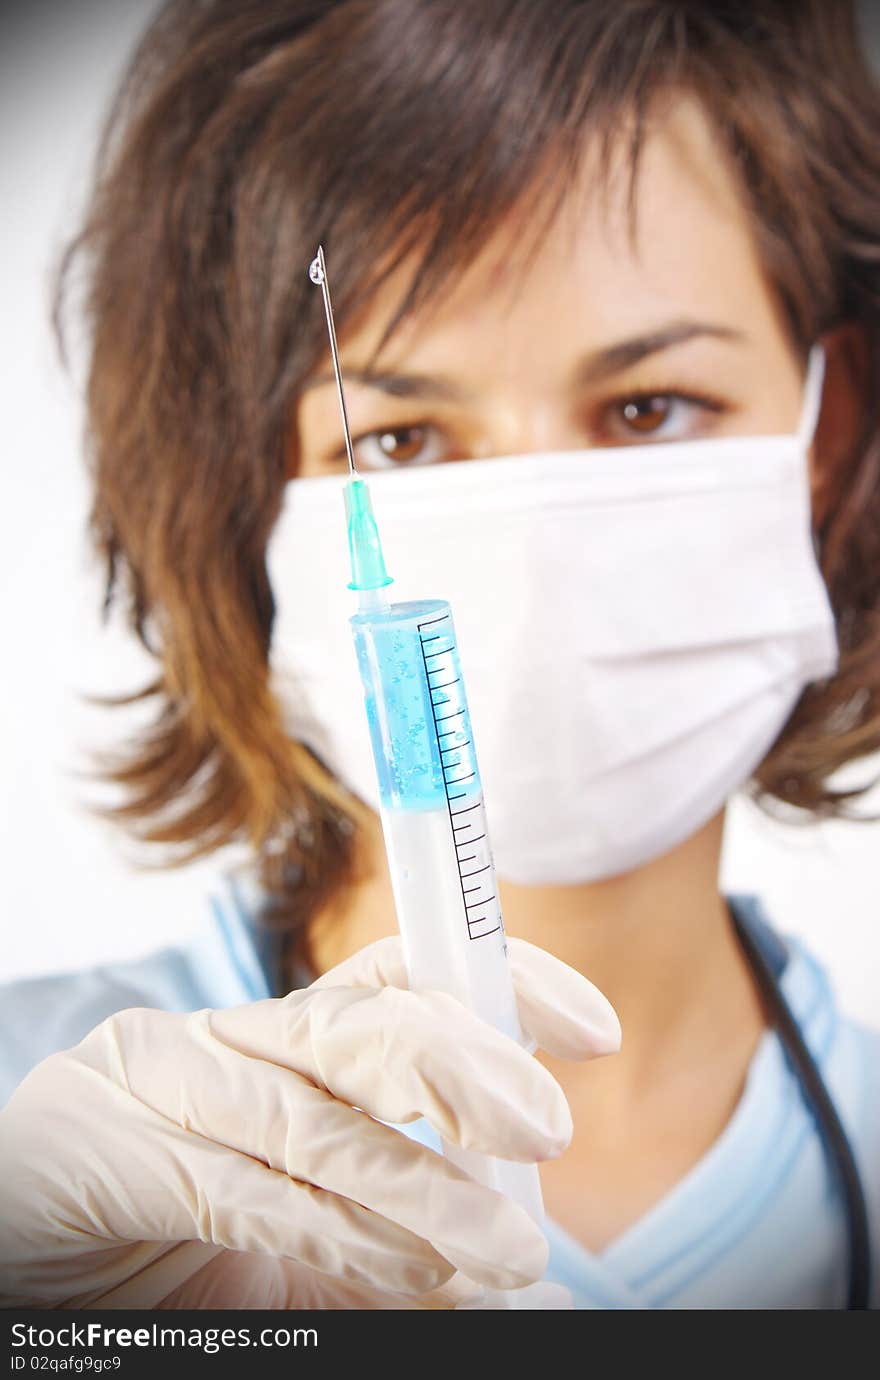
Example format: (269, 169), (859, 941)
(335, 94), (787, 367)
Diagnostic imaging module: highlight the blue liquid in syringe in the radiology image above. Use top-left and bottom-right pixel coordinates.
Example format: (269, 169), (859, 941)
(352, 598), (483, 813)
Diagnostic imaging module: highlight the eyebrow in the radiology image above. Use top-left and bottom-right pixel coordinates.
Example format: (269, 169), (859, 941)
(302, 318), (746, 402)
(572, 319), (746, 386)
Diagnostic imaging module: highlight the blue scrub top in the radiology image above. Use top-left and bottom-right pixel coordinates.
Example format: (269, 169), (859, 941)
(1, 876), (878, 1309)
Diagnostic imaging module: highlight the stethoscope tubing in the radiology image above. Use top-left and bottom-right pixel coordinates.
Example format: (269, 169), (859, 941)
(730, 905), (871, 1310)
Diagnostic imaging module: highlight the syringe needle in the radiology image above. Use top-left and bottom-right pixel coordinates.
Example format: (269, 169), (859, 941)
(308, 245), (357, 477)
(309, 246), (393, 605)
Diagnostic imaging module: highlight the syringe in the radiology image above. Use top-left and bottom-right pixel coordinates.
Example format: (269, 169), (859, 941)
(308, 247), (570, 1310)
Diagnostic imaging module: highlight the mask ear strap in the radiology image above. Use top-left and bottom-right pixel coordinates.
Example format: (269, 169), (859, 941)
(797, 344), (826, 449)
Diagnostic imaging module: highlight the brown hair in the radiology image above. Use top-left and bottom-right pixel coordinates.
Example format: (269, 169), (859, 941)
(54, 0), (880, 982)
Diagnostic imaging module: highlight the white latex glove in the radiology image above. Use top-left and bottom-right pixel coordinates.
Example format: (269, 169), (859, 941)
(0, 935), (620, 1310)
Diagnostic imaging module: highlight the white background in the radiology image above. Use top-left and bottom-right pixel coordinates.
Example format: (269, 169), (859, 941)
(1, 0), (878, 1029)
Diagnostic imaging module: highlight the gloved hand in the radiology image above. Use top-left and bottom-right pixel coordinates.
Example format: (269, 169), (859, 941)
(0, 935), (619, 1310)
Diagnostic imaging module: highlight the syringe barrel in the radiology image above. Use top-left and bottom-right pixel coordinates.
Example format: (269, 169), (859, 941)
(350, 599), (547, 1233)
(378, 801), (546, 1225)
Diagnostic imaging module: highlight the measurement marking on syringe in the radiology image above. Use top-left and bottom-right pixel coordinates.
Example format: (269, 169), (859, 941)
(417, 610), (503, 947)
(456, 833), (485, 846)
(417, 612), (477, 943)
(418, 614), (450, 628)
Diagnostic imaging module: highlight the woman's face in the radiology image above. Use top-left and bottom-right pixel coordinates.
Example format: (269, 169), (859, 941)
(295, 95), (807, 481)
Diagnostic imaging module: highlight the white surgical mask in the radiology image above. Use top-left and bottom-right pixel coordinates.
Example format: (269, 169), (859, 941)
(268, 346), (838, 884)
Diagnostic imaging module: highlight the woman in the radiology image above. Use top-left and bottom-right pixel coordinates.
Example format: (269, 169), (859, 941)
(0, 0), (878, 1309)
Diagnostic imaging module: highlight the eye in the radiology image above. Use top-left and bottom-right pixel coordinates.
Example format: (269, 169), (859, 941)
(622, 396), (675, 432)
(350, 423), (448, 470)
(596, 392), (725, 444)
